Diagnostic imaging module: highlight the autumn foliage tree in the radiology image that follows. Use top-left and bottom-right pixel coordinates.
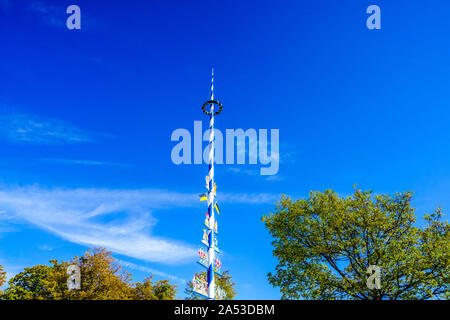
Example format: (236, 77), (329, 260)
(263, 187), (450, 300)
(0, 264), (7, 295)
(43, 248), (134, 299)
(133, 277), (177, 300)
(1, 247), (178, 300)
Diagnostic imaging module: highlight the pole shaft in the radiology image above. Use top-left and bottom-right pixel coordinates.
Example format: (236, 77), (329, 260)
(207, 73), (216, 300)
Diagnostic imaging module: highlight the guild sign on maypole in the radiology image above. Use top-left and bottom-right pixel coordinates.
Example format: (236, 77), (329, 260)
(192, 69), (225, 300)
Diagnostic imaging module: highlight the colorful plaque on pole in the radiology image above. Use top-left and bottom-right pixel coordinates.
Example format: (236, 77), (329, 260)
(192, 273), (208, 297)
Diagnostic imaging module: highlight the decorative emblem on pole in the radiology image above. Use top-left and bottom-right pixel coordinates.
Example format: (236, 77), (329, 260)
(198, 247), (209, 267)
(214, 237), (219, 252)
(193, 273), (208, 297)
(205, 176), (210, 190)
(202, 100), (223, 116)
(201, 229), (209, 247)
(214, 258), (222, 275)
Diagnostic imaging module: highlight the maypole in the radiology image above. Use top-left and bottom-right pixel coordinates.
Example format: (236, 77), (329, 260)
(192, 69), (224, 300)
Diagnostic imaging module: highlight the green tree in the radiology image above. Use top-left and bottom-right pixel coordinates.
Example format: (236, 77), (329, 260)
(262, 187), (450, 300)
(2, 265), (53, 300)
(1, 247), (178, 300)
(0, 264), (7, 295)
(132, 276), (177, 300)
(42, 259), (73, 299)
(71, 247), (134, 300)
(185, 270), (237, 300)
(151, 279), (177, 300)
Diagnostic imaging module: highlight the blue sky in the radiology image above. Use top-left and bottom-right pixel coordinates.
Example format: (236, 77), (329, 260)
(0, 0), (450, 299)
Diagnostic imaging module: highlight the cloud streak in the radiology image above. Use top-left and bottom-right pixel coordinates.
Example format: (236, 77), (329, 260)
(0, 113), (95, 144)
(220, 192), (280, 204)
(28, 1), (61, 27)
(226, 166), (285, 182)
(40, 158), (127, 167)
(0, 186), (279, 264)
(117, 259), (187, 284)
(0, 186), (198, 264)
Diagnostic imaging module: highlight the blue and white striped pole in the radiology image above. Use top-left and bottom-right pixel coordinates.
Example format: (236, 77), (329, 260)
(207, 68), (216, 300)
(196, 69), (223, 300)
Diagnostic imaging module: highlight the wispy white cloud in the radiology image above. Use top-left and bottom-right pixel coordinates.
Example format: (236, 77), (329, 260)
(226, 167), (259, 176)
(28, 1), (61, 27)
(0, 186), (279, 264)
(0, 113), (95, 144)
(0, 186), (199, 264)
(0, 210), (20, 237)
(40, 158), (127, 167)
(26, 1), (107, 31)
(37, 244), (55, 251)
(226, 166), (284, 182)
(265, 175), (284, 182)
(220, 192), (280, 204)
(117, 259), (187, 284)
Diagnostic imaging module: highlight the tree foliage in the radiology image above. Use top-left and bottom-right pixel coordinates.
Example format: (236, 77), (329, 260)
(2, 265), (52, 300)
(185, 270), (237, 300)
(262, 187), (450, 300)
(1, 247), (178, 300)
(0, 264), (6, 293)
(43, 247), (134, 300)
(133, 277), (177, 300)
